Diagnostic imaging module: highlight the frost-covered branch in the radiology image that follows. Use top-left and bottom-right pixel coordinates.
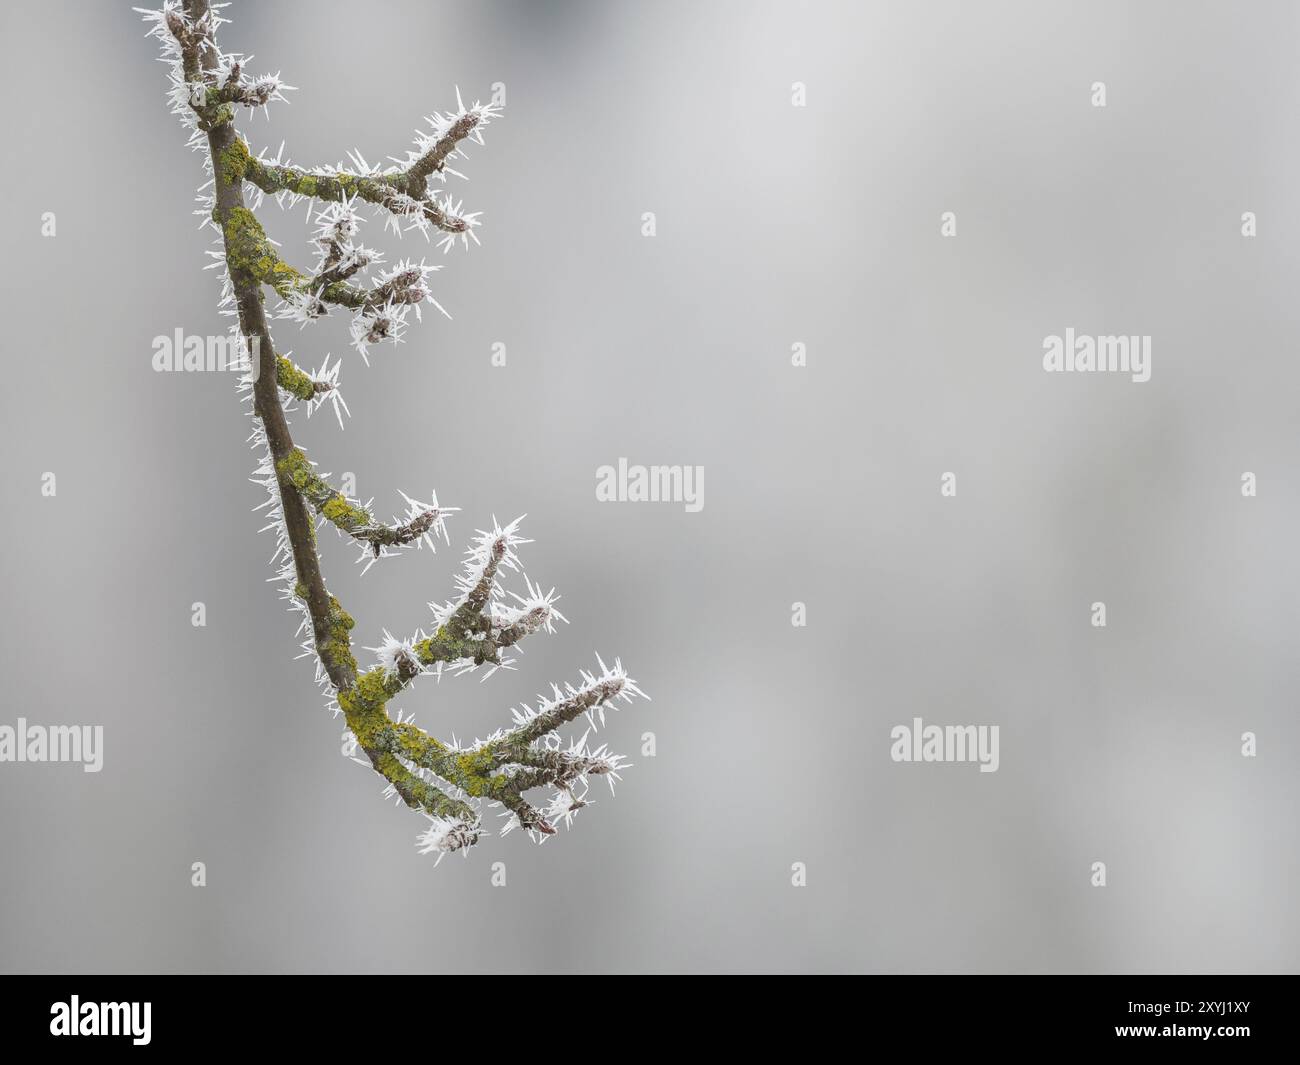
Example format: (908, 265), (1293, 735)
(244, 157), (479, 240)
(240, 91), (498, 243)
(213, 58), (293, 111)
(141, 0), (645, 861)
(401, 105), (487, 192)
(275, 448), (449, 558)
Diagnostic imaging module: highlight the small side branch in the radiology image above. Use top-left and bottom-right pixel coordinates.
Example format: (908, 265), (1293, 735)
(404, 110), (483, 192)
(244, 157), (473, 236)
(276, 355), (332, 401)
(275, 449), (442, 555)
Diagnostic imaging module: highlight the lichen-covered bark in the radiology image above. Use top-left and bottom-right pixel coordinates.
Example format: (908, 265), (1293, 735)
(274, 449), (438, 553)
(245, 156), (469, 233)
(275, 355), (327, 402)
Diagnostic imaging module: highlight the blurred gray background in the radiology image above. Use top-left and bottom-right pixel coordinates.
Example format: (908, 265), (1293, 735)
(1, 0), (1298, 973)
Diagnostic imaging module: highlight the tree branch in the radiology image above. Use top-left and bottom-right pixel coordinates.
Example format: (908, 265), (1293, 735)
(143, 0), (643, 858)
(245, 156), (473, 236)
(275, 448), (442, 556)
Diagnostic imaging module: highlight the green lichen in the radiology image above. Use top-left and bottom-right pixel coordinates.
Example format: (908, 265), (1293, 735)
(319, 595), (357, 678)
(321, 494), (373, 530)
(198, 102), (235, 131)
(275, 356), (316, 401)
(220, 206), (303, 296)
(447, 748), (504, 797)
(393, 722), (447, 759)
(221, 206), (271, 277)
(334, 664), (502, 801)
(456, 748), (496, 778)
(275, 449), (382, 540)
(339, 667), (388, 717)
(269, 259), (302, 291)
(218, 137), (250, 184)
(412, 621), (495, 670)
(274, 448), (313, 491)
